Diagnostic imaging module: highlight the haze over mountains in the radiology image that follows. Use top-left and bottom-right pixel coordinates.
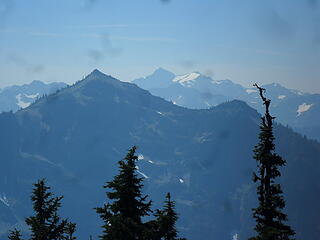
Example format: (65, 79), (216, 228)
(0, 70), (319, 240)
(133, 68), (320, 142)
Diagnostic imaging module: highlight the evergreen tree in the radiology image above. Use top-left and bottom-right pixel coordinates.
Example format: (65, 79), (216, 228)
(154, 193), (185, 240)
(95, 146), (152, 240)
(250, 84), (295, 240)
(25, 179), (73, 240)
(8, 229), (22, 240)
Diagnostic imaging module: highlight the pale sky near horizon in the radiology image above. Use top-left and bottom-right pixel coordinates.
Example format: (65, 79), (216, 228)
(0, 0), (319, 92)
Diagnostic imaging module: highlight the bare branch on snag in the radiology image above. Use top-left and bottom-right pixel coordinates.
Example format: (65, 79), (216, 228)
(253, 83), (275, 127)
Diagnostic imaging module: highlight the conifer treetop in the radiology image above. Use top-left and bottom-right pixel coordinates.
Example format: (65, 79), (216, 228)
(250, 84), (295, 240)
(95, 146), (152, 240)
(25, 179), (73, 240)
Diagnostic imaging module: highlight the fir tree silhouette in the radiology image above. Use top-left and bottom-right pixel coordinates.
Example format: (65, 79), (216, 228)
(8, 179), (76, 240)
(249, 84), (295, 240)
(154, 193), (186, 240)
(25, 179), (76, 240)
(95, 146), (152, 240)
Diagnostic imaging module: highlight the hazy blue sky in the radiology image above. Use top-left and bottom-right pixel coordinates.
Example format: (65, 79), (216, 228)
(0, 0), (319, 92)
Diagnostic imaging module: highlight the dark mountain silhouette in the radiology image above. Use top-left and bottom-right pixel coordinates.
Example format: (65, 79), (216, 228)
(0, 69), (319, 240)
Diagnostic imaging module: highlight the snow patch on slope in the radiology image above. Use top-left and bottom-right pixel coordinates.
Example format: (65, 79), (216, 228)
(278, 95), (286, 100)
(246, 89), (257, 94)
(291, 90), (304, 96)
(232, 233), (239, 240)
(297, 103), (313, 116)
(137, 170), (149, 179)
(173, 72), (200, 83)
(173, 73), (200, 87)
(25, 93), (39, 99)
(0, 193), (10, 207)
(16, 94), (31, 108)
(135, 164), (149, 179)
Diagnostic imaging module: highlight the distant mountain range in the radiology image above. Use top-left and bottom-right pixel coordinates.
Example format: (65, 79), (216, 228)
(0, 80), (67, 113)
(0, 70), (319, 240)
(133, 68), (320, 141)
(2, 71), (318, 142)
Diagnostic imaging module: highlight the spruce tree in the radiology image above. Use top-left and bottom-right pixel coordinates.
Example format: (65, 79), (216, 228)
(154, 193), (185, 240)
(25, 179), (72, 240)
(250, 84), (295, 240)
(95, 146), (152, 240)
